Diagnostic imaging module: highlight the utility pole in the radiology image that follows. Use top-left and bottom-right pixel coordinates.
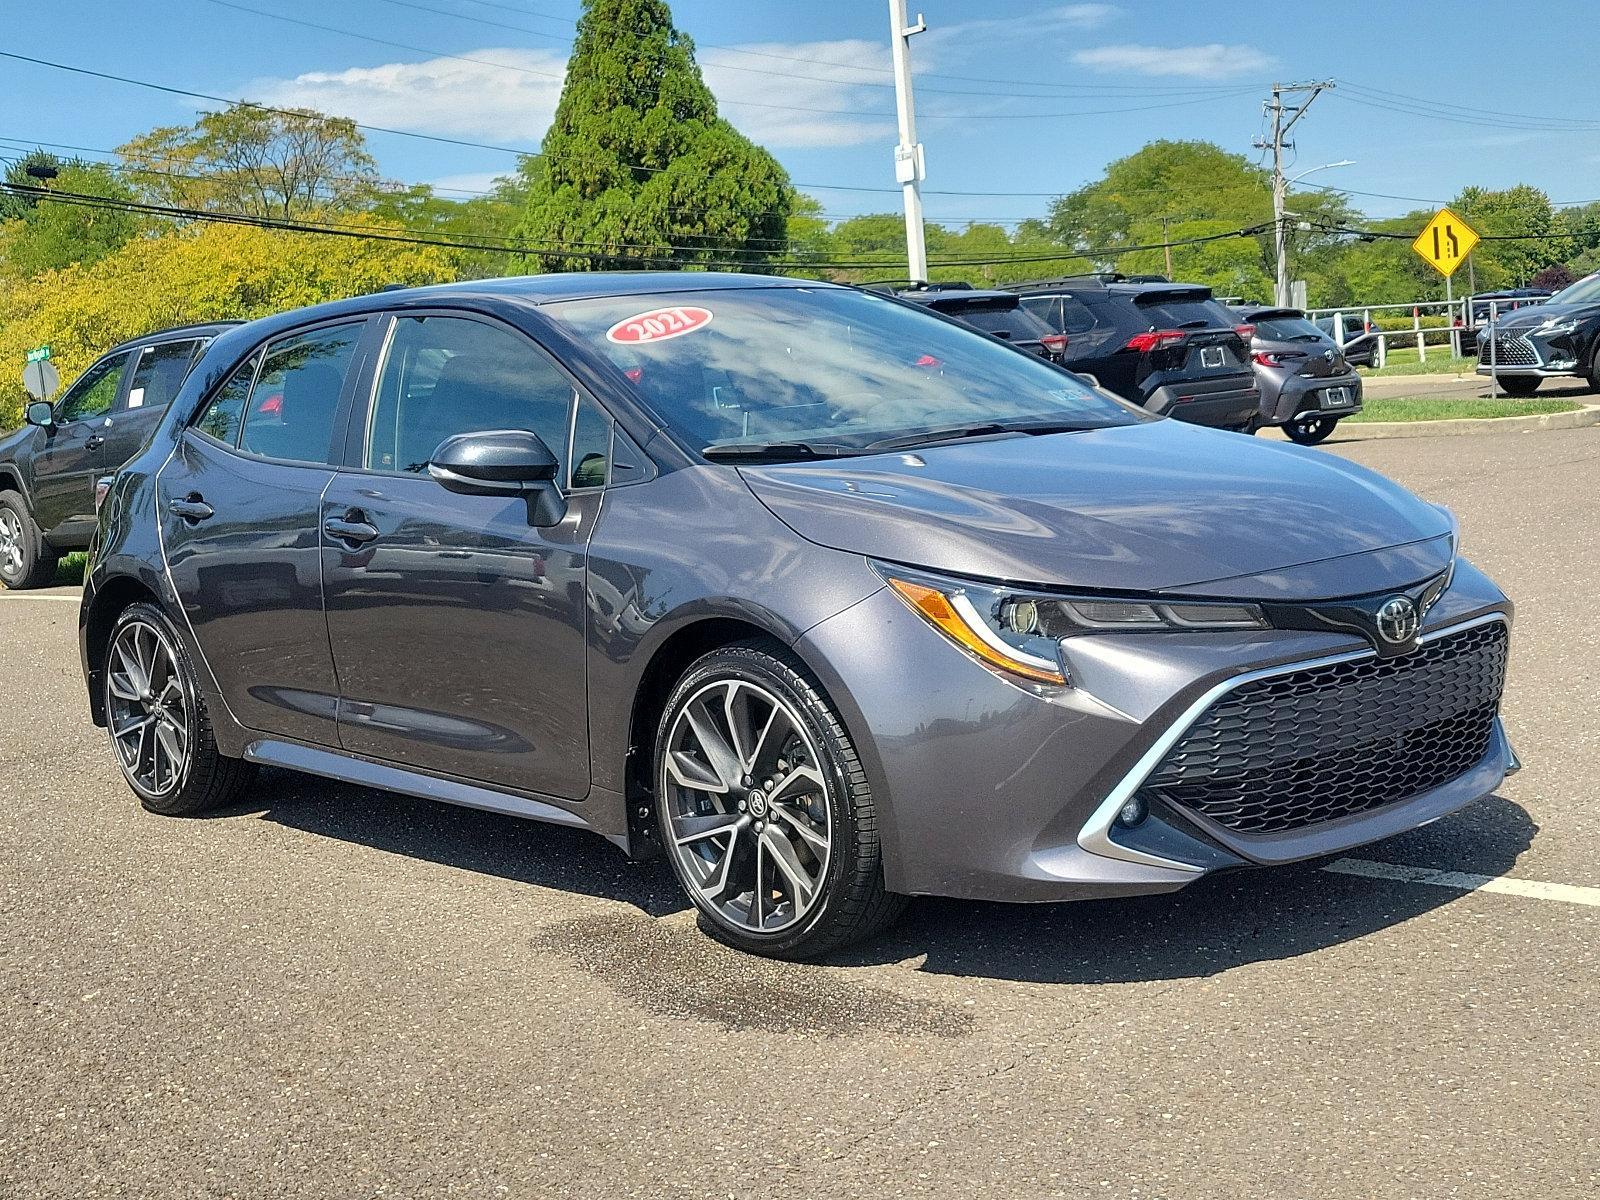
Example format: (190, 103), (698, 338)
(1255, 80), (1334, 306)
(1160, 215), (1174, 279)
(887, 0), (928, 282)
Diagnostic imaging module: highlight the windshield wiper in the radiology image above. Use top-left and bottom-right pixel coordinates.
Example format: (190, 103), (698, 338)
(701, 440), (856, 461)
(861, 419), (1094, 453)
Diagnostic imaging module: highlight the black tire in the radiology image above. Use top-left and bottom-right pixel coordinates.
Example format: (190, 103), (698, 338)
(1230, 416), (1261, 435)
(1586, 343), (1600, 392)
(1498, 376), (1541, 398)
(104, 601), (256, 816)
(1285, 414), (1337, 445)
(0, 490), (59, 590)
(654, 640), (906, 960)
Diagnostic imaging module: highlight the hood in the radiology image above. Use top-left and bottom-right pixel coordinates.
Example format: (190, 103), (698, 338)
(738, 421), (1454, 600)
(1495, 301), (1592, 329)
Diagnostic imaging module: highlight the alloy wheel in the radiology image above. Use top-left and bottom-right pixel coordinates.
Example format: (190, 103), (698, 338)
(0, 508), (23, 580)
(106, 619), (192, 799)
(660, 679), (834, 934)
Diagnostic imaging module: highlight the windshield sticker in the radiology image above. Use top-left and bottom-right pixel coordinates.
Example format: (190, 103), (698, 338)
(606, 305), (713, 345)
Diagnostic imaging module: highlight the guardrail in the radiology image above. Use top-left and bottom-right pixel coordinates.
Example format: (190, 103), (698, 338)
(1303, 296), (1547, 397)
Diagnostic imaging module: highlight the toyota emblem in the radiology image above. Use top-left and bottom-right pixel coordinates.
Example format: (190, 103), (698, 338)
(1375, 596), (1419, 645)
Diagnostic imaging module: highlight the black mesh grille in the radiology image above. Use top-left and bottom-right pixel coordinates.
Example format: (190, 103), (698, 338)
(1143, 621), (1508, 835)
(1487, 335), (1539, 366)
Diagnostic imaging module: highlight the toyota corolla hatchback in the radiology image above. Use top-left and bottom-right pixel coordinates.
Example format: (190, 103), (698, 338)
(81, 273), (1517, 958)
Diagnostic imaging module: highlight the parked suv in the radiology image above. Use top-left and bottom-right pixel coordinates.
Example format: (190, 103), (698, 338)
(892, 283), (1066, 362)
(0, 322), (237, 588)
(1477, 272), (1600, 395)
(1008, 275), (1258, 429)
(1234, 305), (1363, 444)
(82, 274), (1514, 960)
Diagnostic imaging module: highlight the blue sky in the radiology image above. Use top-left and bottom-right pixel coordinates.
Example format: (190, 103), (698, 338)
(7, 0), (1600, 229)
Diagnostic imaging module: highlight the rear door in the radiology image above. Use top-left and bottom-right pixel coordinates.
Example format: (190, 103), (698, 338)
(32, 349), (134, 539)
(159, 319), (374, 747)
(101, 338), (207, 473)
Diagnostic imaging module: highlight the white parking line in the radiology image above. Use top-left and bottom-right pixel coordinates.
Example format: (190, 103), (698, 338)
(0, 593), (80, 602)
(1324, 857), (1600, 907)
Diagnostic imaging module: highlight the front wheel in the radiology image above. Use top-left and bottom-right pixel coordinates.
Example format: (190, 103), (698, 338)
(1497, 376), (1541, 397)
(1285, 413), (1338, 445)
(654, 641), (906, 959)
(104, 602), (256, 815)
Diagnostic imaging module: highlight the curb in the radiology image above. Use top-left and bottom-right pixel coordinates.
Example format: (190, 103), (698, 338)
(1266, 402), (1600, 442)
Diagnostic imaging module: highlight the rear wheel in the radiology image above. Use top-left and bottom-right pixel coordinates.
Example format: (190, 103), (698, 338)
(0, 491), (58, 590)
(1498, 376), (1541, 398)
(104, 602), (256, 815)
(654, 641), (905, 959)
(1285, 413), (1338, 445)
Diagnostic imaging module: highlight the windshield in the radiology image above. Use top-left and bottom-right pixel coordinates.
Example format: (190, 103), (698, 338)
(542, 286), (1141, 455)
(1550, 272), (1600, 306)
(1254, 316), (1326, 342)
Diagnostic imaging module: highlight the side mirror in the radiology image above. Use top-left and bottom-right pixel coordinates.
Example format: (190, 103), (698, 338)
(25, 401), (55, 429)
(427, 429), (567, 527)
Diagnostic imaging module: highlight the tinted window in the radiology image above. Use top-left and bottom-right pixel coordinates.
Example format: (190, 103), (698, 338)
(56, 351), (132, 424)
(1130, 294), (1236, 329)
(195, 353), (260, 446)
(951, 304), (1051, 341)
(569, 395), (611, 489)
(366, 316), (574, 476)
(1253, 316), (1326, 341)
(126, 339), (202, 412)
(239, 324), (362, 465)
(542, 287), (1138, 454)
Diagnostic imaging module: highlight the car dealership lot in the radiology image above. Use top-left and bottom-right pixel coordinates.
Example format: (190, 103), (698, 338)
(2, 427), (1595, 1199)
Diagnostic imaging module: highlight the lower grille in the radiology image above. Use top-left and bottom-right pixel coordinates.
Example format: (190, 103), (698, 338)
(1142, 621), (1508, 835)
(1487, 335), (1539, 366)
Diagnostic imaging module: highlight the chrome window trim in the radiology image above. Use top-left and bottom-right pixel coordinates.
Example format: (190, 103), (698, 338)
(1077, 611), (1511, 873)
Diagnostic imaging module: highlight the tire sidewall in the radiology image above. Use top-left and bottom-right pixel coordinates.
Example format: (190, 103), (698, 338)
(654, 646), (861, 956)
(0, 492), (41, 589)
(106, 602), (202, 811)
(1286, 415), (1335, 445)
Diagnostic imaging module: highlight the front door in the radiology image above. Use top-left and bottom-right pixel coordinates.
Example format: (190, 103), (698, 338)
(323, 312), (598, 800)
(159, 320), (370, 746)
(33, 349), (133, 540)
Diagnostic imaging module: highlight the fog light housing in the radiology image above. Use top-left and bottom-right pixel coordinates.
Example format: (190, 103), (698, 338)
(1115, 796), (1148, 828)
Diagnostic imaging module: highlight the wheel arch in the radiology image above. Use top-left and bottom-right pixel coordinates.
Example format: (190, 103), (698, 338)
(82, 574), (168, 727)
(0, 463), (26, 502)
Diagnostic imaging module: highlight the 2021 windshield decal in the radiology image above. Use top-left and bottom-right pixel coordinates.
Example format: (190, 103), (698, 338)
(606, 306), (714, 345)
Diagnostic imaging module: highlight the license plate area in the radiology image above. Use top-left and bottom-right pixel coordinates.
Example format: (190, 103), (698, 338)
(1320, 386), (1354, 409)
(1200, 346), (1225, 368)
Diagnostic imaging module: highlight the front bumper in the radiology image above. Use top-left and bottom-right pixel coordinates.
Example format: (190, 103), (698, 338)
(798, 558), (1513, 904)
(1476, 329), (1582, 377)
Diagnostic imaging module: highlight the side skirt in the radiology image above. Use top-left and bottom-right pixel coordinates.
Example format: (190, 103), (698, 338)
(242, 738), (628, 850)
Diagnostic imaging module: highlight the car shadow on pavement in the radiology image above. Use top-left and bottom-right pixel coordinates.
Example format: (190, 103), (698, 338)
(237, 769), (1536, 986)
(837, 794), (1539, 984)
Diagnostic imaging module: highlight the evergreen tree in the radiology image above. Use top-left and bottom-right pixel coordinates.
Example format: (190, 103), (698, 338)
(512, 0), (793, 271)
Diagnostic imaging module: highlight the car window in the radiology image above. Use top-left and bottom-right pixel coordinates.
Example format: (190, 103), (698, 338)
(126, 339), (203, 412)
(194, 353), (260, 446)
(366, 315), (574, 477)
(55, 351), (133, 424)
(569, 394), (611, 489)
(237, 324), (362, 465)
(1130, 294), (1236, 329)
(950, 304), (1049, 341)
(1253, 316), (1326, 341)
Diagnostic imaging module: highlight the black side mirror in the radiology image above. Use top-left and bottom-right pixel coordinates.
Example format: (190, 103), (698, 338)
(25, 401), (55, 429)
(427, 429), (567, 527)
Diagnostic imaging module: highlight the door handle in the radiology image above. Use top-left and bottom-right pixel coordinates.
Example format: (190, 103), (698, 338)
(168, 495), (214, 523)
(324, 512), (380, 546)
(85, 434), (105, 450)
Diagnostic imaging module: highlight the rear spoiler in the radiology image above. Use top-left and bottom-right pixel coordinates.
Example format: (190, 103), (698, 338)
(1131, 288), (1213, 305)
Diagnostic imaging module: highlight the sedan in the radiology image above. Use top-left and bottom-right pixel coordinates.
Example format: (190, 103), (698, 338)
(82, 273), (1517, 958)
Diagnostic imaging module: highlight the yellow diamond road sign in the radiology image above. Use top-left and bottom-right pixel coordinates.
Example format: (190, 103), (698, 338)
(1412, 207), (1480, 277)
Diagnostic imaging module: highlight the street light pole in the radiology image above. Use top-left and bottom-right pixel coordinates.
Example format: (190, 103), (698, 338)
(887, 0), (928, 282)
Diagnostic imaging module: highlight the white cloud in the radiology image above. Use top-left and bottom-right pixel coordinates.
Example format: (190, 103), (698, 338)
(253, 48), (568, 143)
(1071, 43), (1272, 79)
(1045, 5), (1121, 29)
(250, 39), (893, 153)
(927, 4), (1120, 51)
(427, 171), (511, 195)
(699, 40), (894, 148)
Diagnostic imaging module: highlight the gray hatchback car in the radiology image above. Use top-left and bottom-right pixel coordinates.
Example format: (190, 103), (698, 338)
(81, 274), (1515, 959)
(1235, 305), (1364, 444)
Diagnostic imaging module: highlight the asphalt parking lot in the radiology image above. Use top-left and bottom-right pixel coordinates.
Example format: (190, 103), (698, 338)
(2, 425), (1595, 1200)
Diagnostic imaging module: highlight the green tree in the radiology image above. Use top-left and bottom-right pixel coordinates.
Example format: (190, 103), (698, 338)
(512, 0), (793, 270)
(119, 104), (380, 219)
(0, 160), (141, 279)
(1452, 184), (1570, 289)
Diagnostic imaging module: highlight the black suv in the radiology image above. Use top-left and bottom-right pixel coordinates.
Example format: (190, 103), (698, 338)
(0, 322), (237, 588)
(1477, 272), (1600, 395)
(1007, 275), (1258, 429)
(892, 283), (1066, 362)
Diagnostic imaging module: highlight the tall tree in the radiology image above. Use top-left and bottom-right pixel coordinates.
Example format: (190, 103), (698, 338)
(512, 0), (793, 270)
(0, 158), (140, 279)
(1452, 184), (1570, 289)
(119, 105), (380, 219)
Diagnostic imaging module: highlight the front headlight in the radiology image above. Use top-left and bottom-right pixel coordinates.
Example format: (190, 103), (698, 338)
(1536, 319), (1579, 336)
(877, 564), (1266, 687)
